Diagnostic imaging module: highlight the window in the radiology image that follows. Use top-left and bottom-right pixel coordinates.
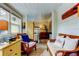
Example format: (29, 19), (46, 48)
(11, 14), (21, 33)
(0, 8), (22, 35)
(0, 7), (22, 43)
(0, 8), (9, 35)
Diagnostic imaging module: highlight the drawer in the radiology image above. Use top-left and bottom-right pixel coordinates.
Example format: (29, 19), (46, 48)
(12, 41), (21, 52)
(0, 50), (3, 56)
(3, 45), (15, 56)
(11, 50), (21, 56)
(3, 41), (21, 56)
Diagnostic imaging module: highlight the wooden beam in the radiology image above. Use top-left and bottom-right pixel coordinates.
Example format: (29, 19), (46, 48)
(62, 3), (79, 20)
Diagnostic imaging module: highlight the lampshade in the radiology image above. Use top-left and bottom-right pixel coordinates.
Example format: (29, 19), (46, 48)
(39, 24), (45, 29)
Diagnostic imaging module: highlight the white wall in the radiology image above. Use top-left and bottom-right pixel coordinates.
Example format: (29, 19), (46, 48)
(52, 11), (55, 39)
(57, 3), (79, 36)
(52, 10), (58, 39)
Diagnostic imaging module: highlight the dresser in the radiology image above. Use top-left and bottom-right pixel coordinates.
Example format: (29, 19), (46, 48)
(0, 39), (21, 56)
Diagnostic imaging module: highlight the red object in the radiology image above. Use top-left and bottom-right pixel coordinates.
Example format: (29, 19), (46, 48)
(21, 41), (36, 55)
(39, 32), (49, 39)
(62, 3), (79, 20)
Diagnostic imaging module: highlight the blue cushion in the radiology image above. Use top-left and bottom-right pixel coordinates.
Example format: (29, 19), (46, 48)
(21, 34), (30, 42)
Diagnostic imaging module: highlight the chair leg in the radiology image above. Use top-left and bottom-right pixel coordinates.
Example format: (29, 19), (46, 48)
(27, 53), (29, 56)
(47, 47), (48, 51)
(47, 46), (48, 51)
(35, 46), (36, 50)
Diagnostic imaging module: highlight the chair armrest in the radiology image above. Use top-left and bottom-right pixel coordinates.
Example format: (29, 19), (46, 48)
(29, 39), (34, 41)
(50, 39), (56, 42)
(55, 51), (65, 56)
(56, 50), (77, 53)
(56, 49), (79, 56)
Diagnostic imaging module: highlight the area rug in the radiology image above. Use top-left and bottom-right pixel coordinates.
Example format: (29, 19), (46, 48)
(22, 43), (50, 56)
(29, 47), (45, 56)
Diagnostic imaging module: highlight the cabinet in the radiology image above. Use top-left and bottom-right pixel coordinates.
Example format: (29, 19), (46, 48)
(0, 40), (21, 56)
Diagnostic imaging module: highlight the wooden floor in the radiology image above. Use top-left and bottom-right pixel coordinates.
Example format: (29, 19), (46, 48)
(40, 39), (49, 44)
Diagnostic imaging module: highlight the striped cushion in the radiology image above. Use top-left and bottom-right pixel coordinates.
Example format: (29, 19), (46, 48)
(63, 38), (78, 50)
(54, 37), (65, 48)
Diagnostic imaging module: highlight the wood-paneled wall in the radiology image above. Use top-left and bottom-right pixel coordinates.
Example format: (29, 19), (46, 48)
(27, 21), (34, 40)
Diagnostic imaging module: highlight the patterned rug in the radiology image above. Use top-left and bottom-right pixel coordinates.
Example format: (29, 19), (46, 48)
(29, 47), (45, 56)
(29, 43), (50, 56)
(22, 43), (50, 56)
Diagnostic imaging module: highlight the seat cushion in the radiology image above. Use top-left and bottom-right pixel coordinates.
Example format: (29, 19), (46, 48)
(63, 38), (78, 50)
(54, 37), (65, 48)
(47, 42), (62, 56)
(28, 42), (36, 48)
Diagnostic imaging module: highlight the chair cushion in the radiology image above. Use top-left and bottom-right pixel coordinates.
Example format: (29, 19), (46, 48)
(21, 34), (30, 42)
(28, 42), (36, 48)
(63, 38), (78, 50)
(47, 42), (62, 56)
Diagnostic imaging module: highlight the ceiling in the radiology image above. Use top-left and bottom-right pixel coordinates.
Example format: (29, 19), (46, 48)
(9, 3), (62, 20)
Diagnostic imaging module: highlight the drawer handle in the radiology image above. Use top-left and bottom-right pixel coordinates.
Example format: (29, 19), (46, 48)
(10, 49), (12, 51)
(15, 53), (17, 55)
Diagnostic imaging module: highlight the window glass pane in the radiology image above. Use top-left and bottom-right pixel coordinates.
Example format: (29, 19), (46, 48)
(11, 14), (22, 33)
(11, 14), (17, 24)
(11, 24), (20, 33)
(0, 30), (8, 35)
(17, 17), (21, 25)
(0, 8), (9, 21)
(17, 18), (22, 33)
(11, 14), (21, 25)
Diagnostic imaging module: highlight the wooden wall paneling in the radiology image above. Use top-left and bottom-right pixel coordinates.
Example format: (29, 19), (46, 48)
(27, 21), (34, 40)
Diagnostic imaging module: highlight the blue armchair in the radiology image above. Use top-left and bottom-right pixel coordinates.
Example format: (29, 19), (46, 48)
(21, 33), (36, 55)
(21, 34), (30, 42)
